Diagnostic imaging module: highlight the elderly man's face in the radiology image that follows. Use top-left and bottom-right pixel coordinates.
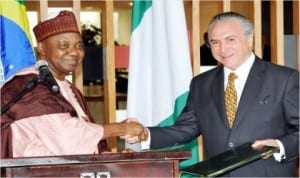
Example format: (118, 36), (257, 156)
(38, 32), (84, 80)
(209, 18), (253, 70)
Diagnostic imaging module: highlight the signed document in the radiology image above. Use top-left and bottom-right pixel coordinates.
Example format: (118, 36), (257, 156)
(180, 142), (279, 177)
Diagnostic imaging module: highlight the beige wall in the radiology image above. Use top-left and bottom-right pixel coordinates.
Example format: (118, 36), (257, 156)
(117, 9), (131, 45)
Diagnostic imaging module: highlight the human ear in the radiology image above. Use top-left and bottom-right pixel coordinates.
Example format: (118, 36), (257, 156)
(247, 34), (254, 49)
(36, 42), (46, 59)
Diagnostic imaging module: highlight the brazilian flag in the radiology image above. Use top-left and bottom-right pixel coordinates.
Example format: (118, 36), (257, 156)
(0, 0), (36, 85)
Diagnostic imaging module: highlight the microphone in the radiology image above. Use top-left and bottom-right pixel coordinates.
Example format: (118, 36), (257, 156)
(35, 60), (60, 94)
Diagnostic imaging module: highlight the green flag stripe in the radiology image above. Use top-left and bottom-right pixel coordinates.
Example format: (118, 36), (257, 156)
(158, 92), (189, 127)
(16, 0), (25, 5)
(158, 92), (199, 169)
(131, 0), (152, 32)
(179, 139), (198, 169)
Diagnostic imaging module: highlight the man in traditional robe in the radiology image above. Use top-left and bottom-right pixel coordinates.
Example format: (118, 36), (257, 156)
(1, 10), (143, 158)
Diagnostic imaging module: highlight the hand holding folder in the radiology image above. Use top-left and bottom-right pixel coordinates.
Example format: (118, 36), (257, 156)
(180, 142), (279, 177)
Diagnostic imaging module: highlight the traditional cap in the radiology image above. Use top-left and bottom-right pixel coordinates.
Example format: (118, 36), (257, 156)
(33, 10), (80, 42)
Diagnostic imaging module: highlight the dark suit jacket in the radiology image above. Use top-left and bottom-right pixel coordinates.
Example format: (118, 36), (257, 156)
(149, 57), (299, 177)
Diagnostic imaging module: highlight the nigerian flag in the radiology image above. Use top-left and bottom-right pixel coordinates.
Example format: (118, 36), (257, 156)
(0, 0), (36, 85)
(127, 0), (199, 168)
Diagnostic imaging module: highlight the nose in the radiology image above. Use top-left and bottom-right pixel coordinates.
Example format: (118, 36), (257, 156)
(67, 47), (80, 56)
(219, 41), (227, 53)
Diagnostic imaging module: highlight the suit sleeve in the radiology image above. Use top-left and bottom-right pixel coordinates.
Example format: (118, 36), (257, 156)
(280, 70), (299, 161)
(149, 79), (200, 149)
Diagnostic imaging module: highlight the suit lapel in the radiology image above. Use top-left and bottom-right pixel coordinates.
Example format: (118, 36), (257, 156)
(212, 67), (228, 126)
(233, 58), (266, 129)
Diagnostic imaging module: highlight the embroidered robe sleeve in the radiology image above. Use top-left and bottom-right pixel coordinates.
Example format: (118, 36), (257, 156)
(11, 113), (103, 157)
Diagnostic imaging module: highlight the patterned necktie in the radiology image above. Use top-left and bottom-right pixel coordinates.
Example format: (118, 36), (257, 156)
(225, 72), (238, 128)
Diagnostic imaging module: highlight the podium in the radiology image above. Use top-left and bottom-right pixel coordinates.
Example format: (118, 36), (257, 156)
(1, 150), (191, 177)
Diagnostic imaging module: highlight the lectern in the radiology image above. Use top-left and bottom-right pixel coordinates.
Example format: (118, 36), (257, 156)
(1, 150), (191, 177)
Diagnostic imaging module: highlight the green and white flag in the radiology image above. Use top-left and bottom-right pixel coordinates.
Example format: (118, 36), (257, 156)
(127, 0), (198, 168)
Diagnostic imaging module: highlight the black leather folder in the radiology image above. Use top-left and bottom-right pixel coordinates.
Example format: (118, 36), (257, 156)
(180, 142), (279, 177)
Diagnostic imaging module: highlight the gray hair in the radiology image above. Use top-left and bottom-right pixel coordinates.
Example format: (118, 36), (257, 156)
(207, 12), (254, 40)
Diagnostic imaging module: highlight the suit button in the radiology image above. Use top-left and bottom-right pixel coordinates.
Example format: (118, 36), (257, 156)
(228, 142), (234, 148)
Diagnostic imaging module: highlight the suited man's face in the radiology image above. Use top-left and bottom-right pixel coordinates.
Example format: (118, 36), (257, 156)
(209, 18), (253, 70)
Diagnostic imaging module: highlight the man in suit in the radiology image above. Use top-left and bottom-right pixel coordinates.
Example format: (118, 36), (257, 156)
(124, 12), (299, 177)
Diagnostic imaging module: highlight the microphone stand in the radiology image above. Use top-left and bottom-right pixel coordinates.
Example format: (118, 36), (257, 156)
(1, 77), (40, 115)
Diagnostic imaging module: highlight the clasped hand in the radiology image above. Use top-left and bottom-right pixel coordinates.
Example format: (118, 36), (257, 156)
(121, 118), (148, 143)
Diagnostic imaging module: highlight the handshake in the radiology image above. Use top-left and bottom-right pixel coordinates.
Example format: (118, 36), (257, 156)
(103, 118), (148, 143)
(121, 118), (148, 144)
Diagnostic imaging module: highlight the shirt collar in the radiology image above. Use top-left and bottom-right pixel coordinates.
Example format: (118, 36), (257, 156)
(224, 53), (255, 78)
